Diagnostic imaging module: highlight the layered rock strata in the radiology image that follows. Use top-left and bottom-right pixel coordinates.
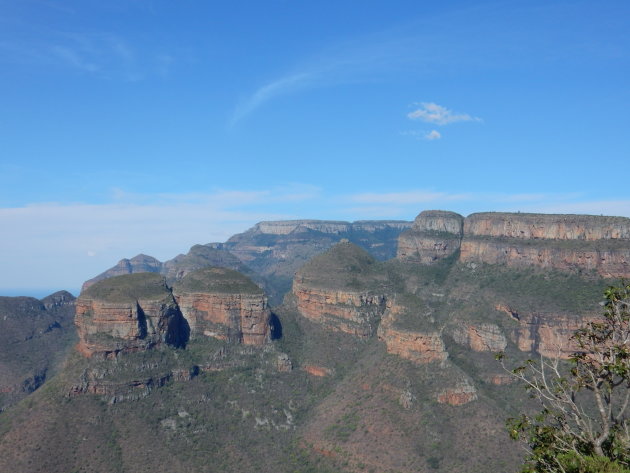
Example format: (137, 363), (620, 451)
(460, 212), (630, 278)
(398, 211), (630, 277)
(397, 210), (464, 264)
(293, 281), (386, 338)
(452, 323), (507, 352)
(292, 242), (388, 338)
(495, 304), (587, 358)
(75, 273), (187, 358)
(173, 267), (270, 346)
(377, 300), (448, 364)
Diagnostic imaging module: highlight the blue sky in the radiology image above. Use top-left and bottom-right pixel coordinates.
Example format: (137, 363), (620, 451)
(1, 0), (629, 295)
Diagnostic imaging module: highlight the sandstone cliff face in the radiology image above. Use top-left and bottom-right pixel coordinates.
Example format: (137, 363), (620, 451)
(397, 210), (464, 264)
(495, 304), (587, 358)
(174, 292), (270, 345)
(464, 213), (630, 241)
(75, 273), (187, 358)
(172, 267), (270, 346)
(398, 211), (630, 277)
(459, 238), (630, 278)
(452, 323), (507, 352)
(293, 279), (386, 338)
(460, 213), (630, 278)
(437, 383), (478, 405)
(292, 242), (389, 338)
(376, 300), (448, 364)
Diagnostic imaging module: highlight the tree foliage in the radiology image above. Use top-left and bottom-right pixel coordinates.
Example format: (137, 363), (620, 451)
(498, 282), (630, 472)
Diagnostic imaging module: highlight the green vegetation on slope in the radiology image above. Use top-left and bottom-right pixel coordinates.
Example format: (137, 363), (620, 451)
(172, 267), (262, 294)
(81, 273), (171, 303)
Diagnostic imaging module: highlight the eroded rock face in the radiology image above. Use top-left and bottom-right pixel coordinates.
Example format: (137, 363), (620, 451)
(460, 213), (630, 278)
(398, 211), (630, 278)
(174, 292), (270, 345)
(376, 300), (448, 364)
(495, 304), (586, 359)
(293, 280), (386, 338)
(452, 323), (507, 352)
(172, 267), (270, 346)
(292, 242), (388, 338)
(437, 383), (478, 405)
(378, 327), (448, 364)
(464, 213), (630, 241)
(75, 274), (187, 358)
(397, 210), (464, 264)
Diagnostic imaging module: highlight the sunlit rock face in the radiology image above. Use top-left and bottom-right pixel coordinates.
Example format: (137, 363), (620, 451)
(292, 242), (388, 339)
(397, 210), (464, 264)
(459, 212), (630, 278)
(173, 267), (270, 346)
(75, 273), (187, 358)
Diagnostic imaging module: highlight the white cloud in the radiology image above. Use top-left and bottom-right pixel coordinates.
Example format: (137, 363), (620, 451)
(407, 102), (481, 125)
(0, 186), (324, 293)
(425, 130), (441, 140)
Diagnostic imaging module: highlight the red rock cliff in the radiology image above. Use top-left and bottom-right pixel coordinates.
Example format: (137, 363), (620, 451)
(293, 278), (386, 338)
(397, 210), (464, 264)
(376, 299), (448, 364)
(292, 242), (388, 338)
(460, 213), (630, 278)
(75, 273), (185, 358)
(172, 267), (270, 346)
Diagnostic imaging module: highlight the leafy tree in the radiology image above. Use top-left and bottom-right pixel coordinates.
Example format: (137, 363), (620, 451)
(497, 282), (630, 472)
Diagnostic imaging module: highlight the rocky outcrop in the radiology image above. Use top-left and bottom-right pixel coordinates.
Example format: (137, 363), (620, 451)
(293, 282), (386, 338)
(372, 295), (449, 364)
(292, 242), (388, 338)
(397, 210), (464, 263)
(437, 382), (478, 405)
(452, 323), (507, 352)
(303, 365), (332, 377)
(495, 304), (587, 358)
(378, 326), (448, 364)
(173, 267), (270, 346)
(75, 273), (188, 358)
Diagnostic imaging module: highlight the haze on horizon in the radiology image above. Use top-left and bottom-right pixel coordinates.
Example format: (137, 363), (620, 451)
(1, 0), (629, 295)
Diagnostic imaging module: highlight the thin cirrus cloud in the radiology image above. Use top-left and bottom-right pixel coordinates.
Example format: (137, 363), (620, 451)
(407, 102), (481, 125)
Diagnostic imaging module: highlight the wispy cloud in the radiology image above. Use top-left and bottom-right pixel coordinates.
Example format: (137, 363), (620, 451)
(230, 72), (315, 126)
(407, 102), (481, 125)
(0, 27), (174, 81)
(399, 129), (442, 141)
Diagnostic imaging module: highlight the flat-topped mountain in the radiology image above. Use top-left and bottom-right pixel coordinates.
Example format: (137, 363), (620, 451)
(75, 273), (188, 358)
(399, 210), (630, 278)
(173, 267), (271, 345)
(2, 209), (630, 473)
